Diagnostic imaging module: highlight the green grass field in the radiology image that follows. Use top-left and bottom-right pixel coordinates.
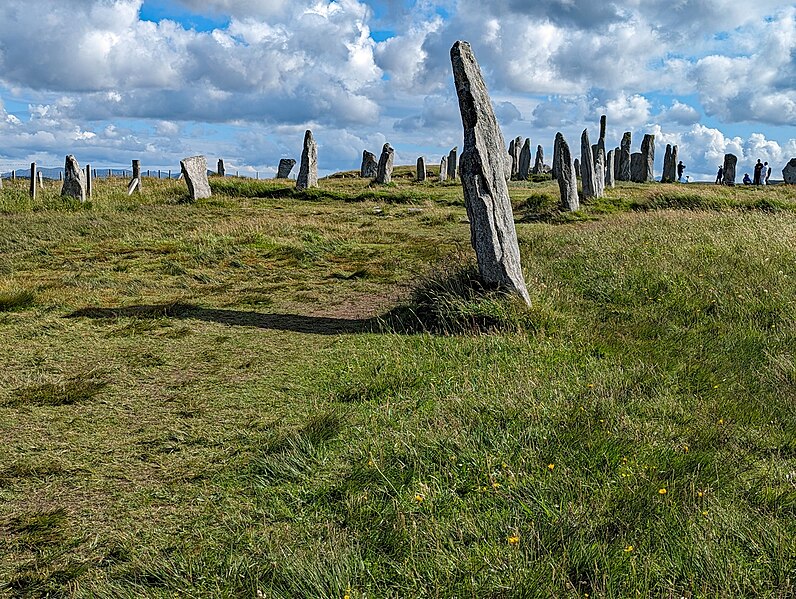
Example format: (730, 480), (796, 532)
(1, 169), (795, 597)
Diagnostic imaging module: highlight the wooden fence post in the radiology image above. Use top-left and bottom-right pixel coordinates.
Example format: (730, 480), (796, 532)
(131, 160), (141, 193)
(86, 165), (92, 198)
(29, 162), (36, 199)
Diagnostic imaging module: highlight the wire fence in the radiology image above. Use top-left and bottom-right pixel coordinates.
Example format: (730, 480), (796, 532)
(0, 164), (267, 181)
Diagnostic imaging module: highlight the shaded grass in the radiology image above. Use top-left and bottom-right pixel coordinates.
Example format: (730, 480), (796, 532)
(0, 289), (35, 311)
(6, 374), (108, 407)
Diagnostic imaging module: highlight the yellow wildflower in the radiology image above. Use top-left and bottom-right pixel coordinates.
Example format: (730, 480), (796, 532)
(659, 488), (667, 495)
(624, 545), (634, 553)
(507, 535), (520, 545)
(414, 494), (424, 503)
(548, 463), (555, 471)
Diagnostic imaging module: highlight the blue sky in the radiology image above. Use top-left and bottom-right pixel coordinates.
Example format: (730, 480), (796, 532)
(0, 0), (793, 180)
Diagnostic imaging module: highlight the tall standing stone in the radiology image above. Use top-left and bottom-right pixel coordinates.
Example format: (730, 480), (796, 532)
(375, 143), (394, 184)
(662, 144), (673, 183)
(619, 132), (632, 181)
(532, 145), (545, 175)
(552, 136), (561, 180)
(722, 154), (737, 186)
(416, 157), (426, 182)
(296, 130), (318, 190)
(29, 163), (36, 199)
(518, 138), (532, 180)
(573, 158), (580, 179)
(439, 156), (448, 182)
(360, 151), (377, 178)
(555, 133), (579, 212)
(61, 155), (86, 202)
(671, 145), (679, 182)
(613, 146), (620, 181)
(783, 158), (796, 184)
(508, 139), (516, 178)
(447, 147), (458, 181)
(640, 134), (655, 182)
(180, 156), (212, 200)
(85, 165), (92, 198)
(580, 129), (597, 200)
(605, 150), (615, 188)
(592, 144), (605, 197)
(276, 159), (296, 179)
(630, 153), (644, 182)
(217, 159), (225, 177)
(450, 40), (530, 305)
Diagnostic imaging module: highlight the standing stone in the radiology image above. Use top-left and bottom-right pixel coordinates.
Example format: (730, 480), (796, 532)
(447, 147), (458, 180)
(61, 155), (86, 202)
(552, 136), (561, 180)
(630, 153), (644, 182)
(508, 139), (516, 178)
(598, 115), (607, 151)
(783, 158), (796, 184)
(662, 144), (674, 183)
(671, 145), (679, 182)
(619, 132), (632, 181)
(593, 144), (605, 197)
(276, 159), (296, 179)
(573, 158), (580, 179)
(613, 147), (620, 181)
(217, 159), (225, 177)
(180, 156), (212, 200)
(360, 151), (377, 178)
(555, 133), (579, 212)
(416, 157), (426, 182)
(296, 130), (318, 190)
(640, 134), (655, 182)
(375, 143), (394, 184)
(580, 129), (597, 200)
(29, 163), (36, 199)
(439, 156), (448, 182)
(450, 40), (530, 305)
(722, 154), (737, 186)
(605, 150), (615, 188)
(85, 165), (92, 198)
(532, 145), (545, 175)
(518, 138), (532, 180)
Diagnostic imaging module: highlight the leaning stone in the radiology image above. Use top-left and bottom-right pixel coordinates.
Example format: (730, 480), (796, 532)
(640, 134), (655, 182)
(360, 151), (377, 178)
(518, 138), (532, 180)
(722, 154), (737, 186)
(416, 157), (426, 182)
(783, 158), (796, 184)
(276, 158), (296, 179)
(555, 133), (579, 212)
(439, 156), (448, 182)
(605, 150), (615, 188)
(451, 40), (530, 305)
(296, 130), (318, 190)
(180, 155), (212, 200)
(447, 147), (458, 180)
(61, 155), (86, 202)
(630, 153), (644, 182)
(532, 145), (545, 176)
(375, 143), (394, 184)
(580, 129), (597, 200)
(619, 132), (632, 181)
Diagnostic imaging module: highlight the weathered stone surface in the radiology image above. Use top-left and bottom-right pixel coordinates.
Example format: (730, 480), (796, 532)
(613, 146), (620, 181)
(592, 143), (605, 197)
(555, 133), (579, 212)
(580, 129), (597, 200)
(85, 165), (92, 198)
(61, 155), (86, 202)
(662, 144), (674, 183)
(375, 142), (395, 184)
(296, 130), (318, 190)
(640, 134), (655, 182)
(671, 145), (679, 181)
(605, 150), (615, 188)
(783, 158), (796, 184)
(722, 153), (737, 186)
(619, 132), (632, 181)
(416, 156), (426, 182)
(447, 147), (458, 180)
(533, 145), (545, 175)
(180, 155), (212, 200)
(360, 151), (377, 178)
(518, 138), (531, 180)
(573, 158), (580, 178)
(630, 152), (644, 182)
(508, 139), (516, 177)
(510, 137), (522, 179)
(450, 40), (530, 305)
(217, 159), (225, 177)
(439, 156), (448, 182)
(552, 136), (561, 180)
(277, 158), (296, 179)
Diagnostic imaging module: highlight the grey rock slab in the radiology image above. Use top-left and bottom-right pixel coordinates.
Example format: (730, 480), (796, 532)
(375, 143), (395, 184)
(360, 150), (377, 178)
(552, 135), (561, 180)
(605, 150), (615, 188)
(783, 158), (796, 184)
(722, 153), (737, 186)
(439, 156), (448, 182)
(580, 129), (597, 199)
(276, 158), (296, 179)
(180, 155), (212, 200)
(619, 132), (632, 181)
(61, 155), (86, 202)
(573, 158), (580, 178)
(533, 145), (545, 175)
(451, 40), (530, 305)
(296, 130), (318, 190)
(518, 138), (531, 180)
(640, 134), (655, 182)
(416, 156), (426, 182)
(555, 133), (579, 212)
(630, 152), (644, 182)
(662, 144), (674, 183)
(447, 147), (458, 180)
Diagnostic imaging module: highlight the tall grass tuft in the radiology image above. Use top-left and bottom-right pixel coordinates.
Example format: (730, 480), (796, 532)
(0, 289), (35, 312)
